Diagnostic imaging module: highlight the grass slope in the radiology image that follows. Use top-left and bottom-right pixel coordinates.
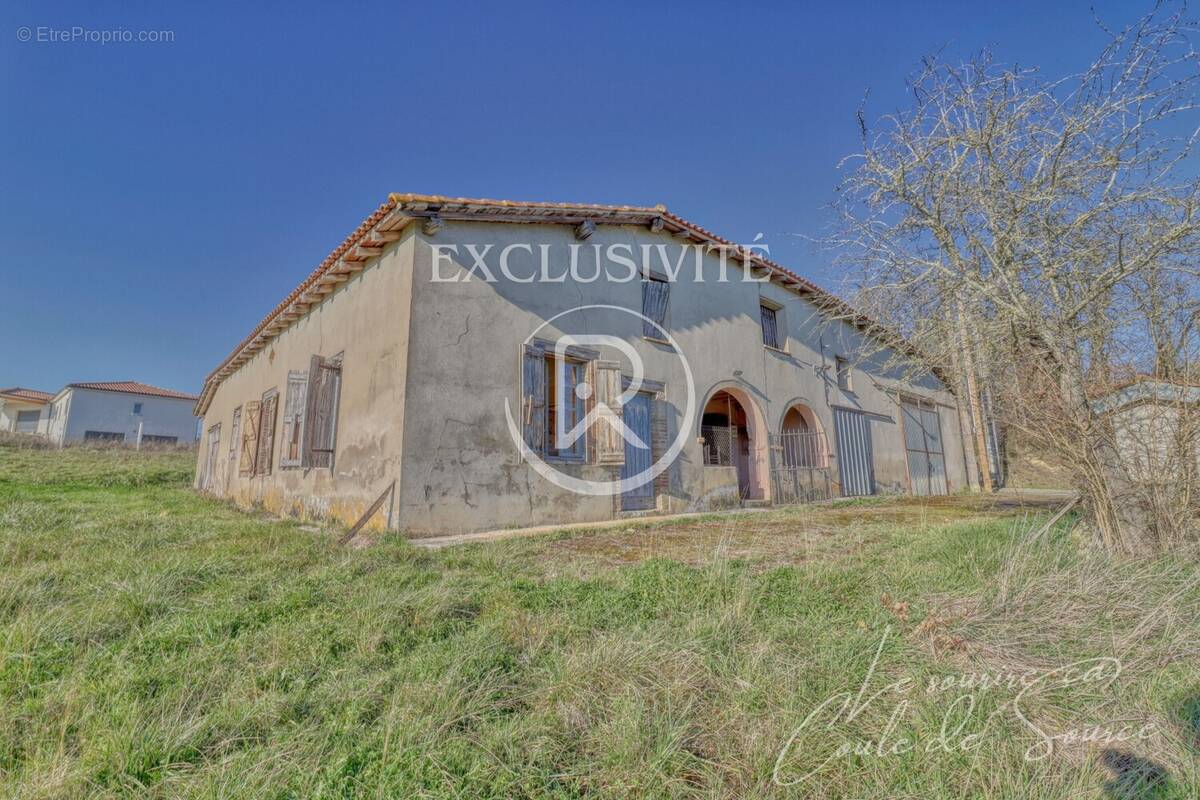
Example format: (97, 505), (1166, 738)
(0, 447), (1196, 798)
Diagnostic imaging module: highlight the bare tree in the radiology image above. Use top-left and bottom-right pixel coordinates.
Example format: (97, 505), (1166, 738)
(836, 6), (1200, 552)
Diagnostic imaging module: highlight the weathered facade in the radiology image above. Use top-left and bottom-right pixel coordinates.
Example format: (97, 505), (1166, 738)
(195, 194), (976, 535)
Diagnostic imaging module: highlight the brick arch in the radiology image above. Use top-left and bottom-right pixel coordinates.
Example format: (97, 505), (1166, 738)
(699, 381), (770, 501)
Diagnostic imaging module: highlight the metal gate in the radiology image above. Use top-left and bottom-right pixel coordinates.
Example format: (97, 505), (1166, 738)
(833, 408), (876, 497)
(769, 430), (832, 504)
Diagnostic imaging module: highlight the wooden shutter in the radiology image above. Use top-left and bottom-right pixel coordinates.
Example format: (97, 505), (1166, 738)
(302, 355), (341, 469)
(280, 371), (307, 468)
(594, 360), (625, 465)
(256, 390), (278, 476)
(521, 346), (546, 455)
(239, 400), (260, 476)
(641, 278), (670, 337)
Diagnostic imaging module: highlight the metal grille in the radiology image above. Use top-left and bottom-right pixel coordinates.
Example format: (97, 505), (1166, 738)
(701, 424), (737, 466)
(770, 431), (832, 504)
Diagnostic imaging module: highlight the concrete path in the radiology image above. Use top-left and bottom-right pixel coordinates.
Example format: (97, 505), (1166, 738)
(409, 505), (779, 550)
(407, 487), (1080, 550)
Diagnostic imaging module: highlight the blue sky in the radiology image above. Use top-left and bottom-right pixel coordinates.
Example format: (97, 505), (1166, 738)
(1, 0), (1141, 394)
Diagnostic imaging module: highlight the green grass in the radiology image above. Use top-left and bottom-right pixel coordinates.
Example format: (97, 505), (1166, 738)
(1, 446), (1196, 798)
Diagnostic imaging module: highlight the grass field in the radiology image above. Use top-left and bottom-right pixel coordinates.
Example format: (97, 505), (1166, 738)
(1, 445), (1197, 798)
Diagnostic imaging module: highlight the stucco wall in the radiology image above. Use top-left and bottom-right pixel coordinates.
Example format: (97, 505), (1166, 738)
(195, 229), (417, 527)
(395, 220), (969, 534)
(0, 399), (49, 435)
(197, 217), (970, 535)
(52, 388), (198, 445)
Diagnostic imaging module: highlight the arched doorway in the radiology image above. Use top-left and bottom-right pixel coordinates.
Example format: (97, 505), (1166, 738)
(772, 402), (833, 503)
(779, 402), (828, 468)
(700, 386), (768, 500)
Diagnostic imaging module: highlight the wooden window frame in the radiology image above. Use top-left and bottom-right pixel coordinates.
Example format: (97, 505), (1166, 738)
(255, 387), (279, 477)
(228, 406), (241, 459)
(545, 353), (588, 461)
(302, 353), (342, 470)
(239, 400), (261, 476)
(280, 370), (308, 469)
(520, 339), (609, 464)
(641, 273), (670, 340)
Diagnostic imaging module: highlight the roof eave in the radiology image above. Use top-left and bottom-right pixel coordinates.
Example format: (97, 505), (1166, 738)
(195, 194), (943, 414)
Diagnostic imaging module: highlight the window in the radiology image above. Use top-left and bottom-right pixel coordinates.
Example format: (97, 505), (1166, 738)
(302, 354), (342, 468)
(202, 424), (221, 491)
(519, 341), (623, 464)
(545, 355), (587, 460)
(760, 303), (781, 349)
(281, 370), (308, 468)
(641, 274), (670, 338)
(84, 430), (124, 442)
(15, 409), (40, 433)
(835, 356), (853, 391)
(228, 406), (241, 458)
(133, 402), (143, 415)
(238, 400), (261, 476)
(255, 388), (279, 476)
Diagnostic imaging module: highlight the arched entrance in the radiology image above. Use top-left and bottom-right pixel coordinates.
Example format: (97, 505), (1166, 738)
(771, 401), (833, 503)
(700, 385), (769, 500)
(778, 402), (828, 468)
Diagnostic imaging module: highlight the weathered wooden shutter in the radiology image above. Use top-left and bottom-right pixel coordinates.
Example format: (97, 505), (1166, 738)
(641, 278), (670, 337)
(521, 346), (546, 454)
(239, 400), (261, 476)
(302, 355), (342, 469)
(280, 371), (307, 468)
(256, 390), (278, 476)
(593, 360), (625, 465)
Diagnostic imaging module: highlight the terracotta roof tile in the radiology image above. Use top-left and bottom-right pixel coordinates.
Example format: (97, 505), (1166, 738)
(68, 381), (198, 401)
(196, 194), (926, 414)
(0, 387), (53, 403)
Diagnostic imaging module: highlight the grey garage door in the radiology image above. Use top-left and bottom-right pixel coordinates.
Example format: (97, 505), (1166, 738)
(901, 400), (948, 496)
(833, 408), (876, 497)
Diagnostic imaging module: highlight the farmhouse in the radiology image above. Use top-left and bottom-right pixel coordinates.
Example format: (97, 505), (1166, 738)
(194, 194), (979, 534)
(45, 381), (199, 446)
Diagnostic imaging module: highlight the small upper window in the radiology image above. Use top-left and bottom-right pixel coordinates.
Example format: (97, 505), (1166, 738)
(759, 303), (781, 349)
(835, 356), (853, 391)
(133, 402), (143, 415)
(642, 274), (670, 338)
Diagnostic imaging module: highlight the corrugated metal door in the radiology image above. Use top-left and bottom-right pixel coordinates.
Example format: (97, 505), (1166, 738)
(901, 400), (948, 496)
(620, 392), (655, 511)
(833, 408), (876, 497)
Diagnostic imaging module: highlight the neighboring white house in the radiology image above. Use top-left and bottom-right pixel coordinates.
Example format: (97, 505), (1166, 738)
(45, 381), (199, 446)
(0, 387), (54, 435)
